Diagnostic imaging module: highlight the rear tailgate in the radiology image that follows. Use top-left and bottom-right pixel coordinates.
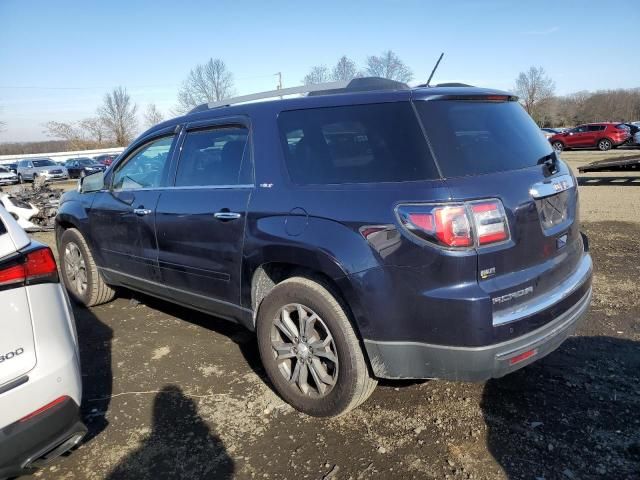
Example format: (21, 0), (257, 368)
(0, 208), (37, 388)
(416, 97), (588, 339)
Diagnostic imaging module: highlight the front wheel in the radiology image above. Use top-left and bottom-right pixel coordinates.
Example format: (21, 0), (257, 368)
(551, 141), (564, 153)
(59, 228), (115, 307)
(17, 174), (23, 184)
(598, 138), (612, 151)
(256, 277), (376, 417)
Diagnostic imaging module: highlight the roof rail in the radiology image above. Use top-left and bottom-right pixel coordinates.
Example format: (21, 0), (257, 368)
(188, 77), (410, 114)
(202, 80), (349, 111)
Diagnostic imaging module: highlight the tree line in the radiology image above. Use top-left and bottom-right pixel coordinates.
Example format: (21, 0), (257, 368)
(2, 56), (638, 156)
(513, 66), (640, 127)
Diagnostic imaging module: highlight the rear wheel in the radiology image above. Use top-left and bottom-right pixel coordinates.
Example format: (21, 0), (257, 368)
(551, 141), (564, 153)
(256, 276), (376, 417)
(597, 138), (612, 151)
(17, 174), (23, 184)
(59, 228), (115, 307)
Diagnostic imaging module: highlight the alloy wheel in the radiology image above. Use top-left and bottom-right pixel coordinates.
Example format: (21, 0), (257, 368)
(64, 242), (88, 296)
(270, 303), (339, 397)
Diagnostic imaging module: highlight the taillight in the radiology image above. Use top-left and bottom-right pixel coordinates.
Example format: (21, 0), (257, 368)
(397, 199), (509, 249)
(470, 201), (509, 245)
(0, 247), (58, 288)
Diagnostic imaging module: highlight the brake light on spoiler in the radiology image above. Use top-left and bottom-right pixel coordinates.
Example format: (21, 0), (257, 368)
(396, 199), (509, 249)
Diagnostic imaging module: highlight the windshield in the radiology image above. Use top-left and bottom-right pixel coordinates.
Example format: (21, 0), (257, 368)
(32, 159), (56, 167)
(416, 100), (553, 177)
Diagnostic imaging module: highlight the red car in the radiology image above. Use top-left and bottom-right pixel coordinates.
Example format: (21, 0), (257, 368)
(549, 123), (630, 152)
(93, 153), (120, 166)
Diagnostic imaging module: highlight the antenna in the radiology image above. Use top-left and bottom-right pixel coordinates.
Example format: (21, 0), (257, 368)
(425, 52), (444, 87)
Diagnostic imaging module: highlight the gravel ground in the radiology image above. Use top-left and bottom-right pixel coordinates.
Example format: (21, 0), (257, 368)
(20, 149), (640, 480)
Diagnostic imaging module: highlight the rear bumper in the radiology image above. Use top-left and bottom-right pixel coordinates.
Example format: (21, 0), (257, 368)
(0, 397), (86, 479)
(364, 257), (592, 381)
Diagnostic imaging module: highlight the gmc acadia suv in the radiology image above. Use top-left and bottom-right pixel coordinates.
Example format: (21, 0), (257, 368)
(55, 78), (593, 417)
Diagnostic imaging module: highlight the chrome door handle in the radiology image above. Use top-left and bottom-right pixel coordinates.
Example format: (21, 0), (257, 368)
(214, 211), (241, 220)
(133, 208), (152, 216)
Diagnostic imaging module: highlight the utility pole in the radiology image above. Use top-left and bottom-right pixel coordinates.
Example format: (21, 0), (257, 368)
(275, 72), (282, 90)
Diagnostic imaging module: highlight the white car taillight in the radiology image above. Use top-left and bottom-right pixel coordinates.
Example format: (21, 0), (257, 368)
(0, 247), (58, 288)
(396, 199), (509, 249)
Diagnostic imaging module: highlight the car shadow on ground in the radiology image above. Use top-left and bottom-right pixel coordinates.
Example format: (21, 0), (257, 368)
(72, 303), (113, 444)
(482, 336), (640, 479)
(578, 176), (640, 186)
(119, 290), (265, 379)
(106, 385), (234, 479)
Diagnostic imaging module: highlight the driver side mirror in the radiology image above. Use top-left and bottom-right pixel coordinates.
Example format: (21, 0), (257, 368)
(79, 171), (106, 193)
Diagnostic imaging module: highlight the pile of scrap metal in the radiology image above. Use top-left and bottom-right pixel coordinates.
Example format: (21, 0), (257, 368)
(0, 179), (62, 231)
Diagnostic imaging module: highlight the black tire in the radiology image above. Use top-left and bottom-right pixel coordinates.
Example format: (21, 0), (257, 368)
(18, 174), (23, 184)
(256, 276), (376, 417)
(597, 138), (612, 151)
(551, 141), (564, 153)
(59, 228), (115, 307)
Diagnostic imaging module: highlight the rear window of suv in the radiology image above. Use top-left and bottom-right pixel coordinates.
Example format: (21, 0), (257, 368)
(278, 102), (439, 185)
(416, 100), (553, 177)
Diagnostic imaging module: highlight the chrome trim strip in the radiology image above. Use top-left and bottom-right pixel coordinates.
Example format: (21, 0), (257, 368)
(492, 253), (592, 326)
(529, 174), (574, 199)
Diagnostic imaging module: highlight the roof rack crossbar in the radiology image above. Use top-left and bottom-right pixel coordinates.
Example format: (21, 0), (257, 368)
(206, 80), (351, 109)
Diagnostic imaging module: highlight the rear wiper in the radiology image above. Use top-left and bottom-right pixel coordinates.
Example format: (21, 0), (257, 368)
(537, 152), (558, 174)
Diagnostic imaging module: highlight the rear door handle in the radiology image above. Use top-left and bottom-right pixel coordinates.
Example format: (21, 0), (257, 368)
(134, 208), (152, 216)
(214, 211), (241, 221)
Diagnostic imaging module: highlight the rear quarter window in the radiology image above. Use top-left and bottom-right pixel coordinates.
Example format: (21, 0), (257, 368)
(278, 102), (439, 185)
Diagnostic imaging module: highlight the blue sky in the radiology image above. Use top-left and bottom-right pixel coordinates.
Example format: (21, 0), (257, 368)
(1, 0), (638, 142)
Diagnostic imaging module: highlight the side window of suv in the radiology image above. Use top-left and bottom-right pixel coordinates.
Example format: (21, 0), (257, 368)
(112, 135), (175, 191)
(174, 127), (250, 187)
(587, 125), (605, 132)
(278, 102), (438, 185)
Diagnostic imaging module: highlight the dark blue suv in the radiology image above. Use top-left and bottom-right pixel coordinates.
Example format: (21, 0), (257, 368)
(55, 78), (592, 417)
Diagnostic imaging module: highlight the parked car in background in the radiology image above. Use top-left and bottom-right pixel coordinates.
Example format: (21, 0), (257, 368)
(541, 128), (560, 139)
(635, 130), (640, 146)
(65, 158), (107, 179)
(56, 79), (592, 417)
(549, 123), (630, 152)
(0, 206), (86, 478)
(4, 163), (18, 174)
(621, 123), (640, 145)
(0, 166), (19, 186)
(93, 154), (119, 166)
(16, 158), (69, 183)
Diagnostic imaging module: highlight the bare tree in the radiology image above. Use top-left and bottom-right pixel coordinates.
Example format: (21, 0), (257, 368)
(177, 58), (235, 112)
(144, 104), (164, 128)
(80, 117), (107, 144)
(332, 56), (359, 82)
(0, 120), (5, 133)
(44, 121), (89, 150)
(514, 66), (555, 121)
(98, 86), (138, 146)
(303, 65), (331, 85)
(365, 50), (413, 82)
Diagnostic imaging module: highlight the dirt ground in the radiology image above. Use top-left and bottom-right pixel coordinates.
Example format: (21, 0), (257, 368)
(22, 149), (640, 480)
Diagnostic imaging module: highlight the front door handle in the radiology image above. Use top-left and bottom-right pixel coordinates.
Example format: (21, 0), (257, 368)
(134, 208), (152, 216)
(214, 211), (241, 221)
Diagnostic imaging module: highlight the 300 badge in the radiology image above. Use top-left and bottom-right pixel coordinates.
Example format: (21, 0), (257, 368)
(0, 347), (25, 363)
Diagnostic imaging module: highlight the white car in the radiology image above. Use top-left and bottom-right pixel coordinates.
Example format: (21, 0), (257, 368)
(0, 194), (40, 231)
(0, 206), (85, 478)
(635, 131), (640, 145)
(0, 167), (18, 186)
